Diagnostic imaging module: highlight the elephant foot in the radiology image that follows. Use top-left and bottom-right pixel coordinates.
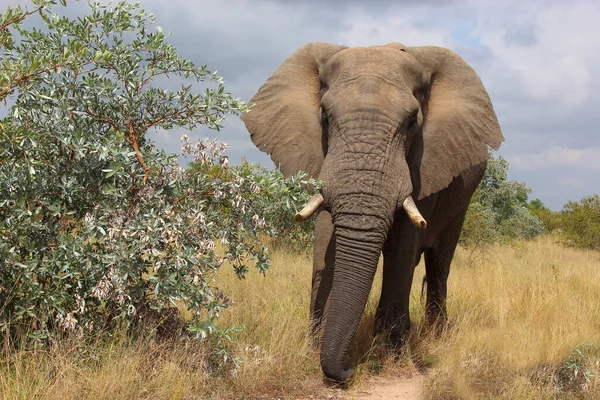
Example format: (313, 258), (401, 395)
(424, 307), (449, 339)
(374, 316), (411, 351)
(425, 304), (447, 325)
(387, 329), (411, 353)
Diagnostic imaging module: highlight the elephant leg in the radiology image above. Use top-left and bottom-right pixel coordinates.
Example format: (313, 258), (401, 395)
(424, 209), (467, 325)
(310, 210), (336, 336)
(375, 213), (420, 347)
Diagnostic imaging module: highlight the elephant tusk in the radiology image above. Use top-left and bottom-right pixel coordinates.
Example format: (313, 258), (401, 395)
(295, 193), (324, 222)
(403, 196), (427, 229)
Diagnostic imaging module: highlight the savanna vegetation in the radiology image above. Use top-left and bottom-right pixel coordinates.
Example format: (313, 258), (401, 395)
(1, 1), (599, 399)
(2, 237), (600, 399)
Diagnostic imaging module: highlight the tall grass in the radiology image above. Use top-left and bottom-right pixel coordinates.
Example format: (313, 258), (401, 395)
(421, 237), (600, 399)
(1, 236), (599, 399)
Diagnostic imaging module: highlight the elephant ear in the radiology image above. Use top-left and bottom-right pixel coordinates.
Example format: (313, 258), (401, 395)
(404, 46), (504, 200)
(241, 43), (346, 178)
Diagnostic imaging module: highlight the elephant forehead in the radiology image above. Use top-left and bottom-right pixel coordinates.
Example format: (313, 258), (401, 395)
(322, 46), (426, 86)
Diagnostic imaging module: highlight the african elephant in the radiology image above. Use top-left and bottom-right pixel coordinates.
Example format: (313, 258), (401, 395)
(241, 42), (503, 382)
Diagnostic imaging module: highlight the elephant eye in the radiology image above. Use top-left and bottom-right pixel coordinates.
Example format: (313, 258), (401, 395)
(320, 107), (328, 125)
(407, 115), (418, 130)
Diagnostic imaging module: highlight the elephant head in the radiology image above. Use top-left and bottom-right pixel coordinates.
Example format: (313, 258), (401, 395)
(241, 42), (503, 381)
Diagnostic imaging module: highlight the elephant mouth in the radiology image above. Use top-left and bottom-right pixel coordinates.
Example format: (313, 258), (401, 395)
(295, 193), (427, 229)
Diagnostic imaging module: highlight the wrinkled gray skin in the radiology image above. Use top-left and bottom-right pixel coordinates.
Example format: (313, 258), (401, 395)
(241, 42), (504, 382)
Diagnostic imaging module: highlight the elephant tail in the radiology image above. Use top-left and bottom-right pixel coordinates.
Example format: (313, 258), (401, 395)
(420, 274), (427, 302)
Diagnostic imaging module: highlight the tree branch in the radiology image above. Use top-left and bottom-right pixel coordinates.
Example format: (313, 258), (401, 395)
(128, 117), (149, 184)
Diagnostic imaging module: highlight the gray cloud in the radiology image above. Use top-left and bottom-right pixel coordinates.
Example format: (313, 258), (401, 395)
(503, 23), (538, 47)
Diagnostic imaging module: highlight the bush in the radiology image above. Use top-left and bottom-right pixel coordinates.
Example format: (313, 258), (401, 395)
(460, 202), (499, 249)
(188, 159), (318, 254)
(0, 1), (318, 345)
(233, 163), (317, 253)
(528, 199), (562, 233)
(560, 195), (600, 251)
(499, 205), (545, 240)
(460, 153), (544, 248)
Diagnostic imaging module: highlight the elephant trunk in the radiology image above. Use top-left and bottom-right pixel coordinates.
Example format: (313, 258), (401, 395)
(317, 120), (412, 381)
(319, 216), (386, 382)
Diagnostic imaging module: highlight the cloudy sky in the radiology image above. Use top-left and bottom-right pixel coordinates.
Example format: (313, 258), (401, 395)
(10, 0), (600, 210)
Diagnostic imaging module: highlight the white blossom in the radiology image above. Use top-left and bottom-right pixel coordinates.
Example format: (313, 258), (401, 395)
(220, 156), (229, 169)
(84, 213), (94, 224)
(252, 214), (265, 229)
(75, 293), (86, 314)
(127, 304), (137, 316)
(201, 240), (215, 251)
(56, 312), (78, 332)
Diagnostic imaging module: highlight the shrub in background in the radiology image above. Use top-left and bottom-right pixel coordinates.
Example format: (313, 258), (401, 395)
(460, 153), (544, 250)
(560, 195), (600, 251)
(528, 198), (563, 233)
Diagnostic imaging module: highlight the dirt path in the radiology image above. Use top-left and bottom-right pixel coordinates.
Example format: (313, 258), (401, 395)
(345, 372), (424, 400)
(302, 370), (424, 400)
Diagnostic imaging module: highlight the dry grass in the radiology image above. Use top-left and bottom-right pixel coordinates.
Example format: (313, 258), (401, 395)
(1, 236), (600, 399)
(420, 237), (600, 399)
